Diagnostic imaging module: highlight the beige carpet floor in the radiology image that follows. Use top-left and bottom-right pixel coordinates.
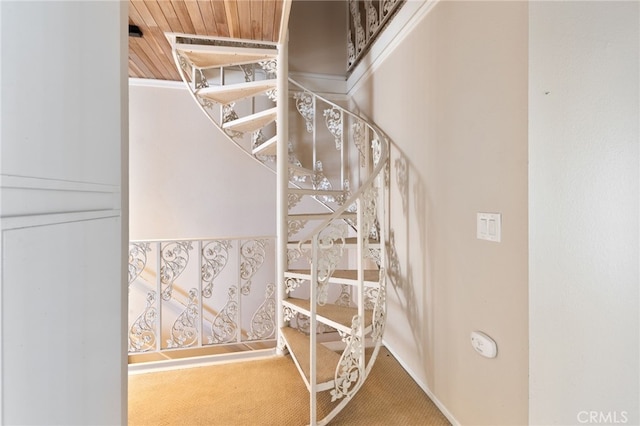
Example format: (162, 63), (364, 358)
(129, 346), (450, 425)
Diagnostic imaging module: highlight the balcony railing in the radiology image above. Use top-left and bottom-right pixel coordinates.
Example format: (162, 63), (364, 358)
(347, 0), (405, 72)
(128, 236), (276, 366)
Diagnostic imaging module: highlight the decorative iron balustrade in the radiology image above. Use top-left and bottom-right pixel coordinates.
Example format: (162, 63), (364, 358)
(287, 80), (388, 316)
(347, 0), (405, 72)
(283, 78), (390, 426)
(128, 237), (276, 356)
(171, 38), (355, 209)
(167, 37), (390, 424)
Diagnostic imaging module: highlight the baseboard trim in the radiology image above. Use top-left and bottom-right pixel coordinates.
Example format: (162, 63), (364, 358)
(128, 348), (278, 375)
(382, 340), (461, 426)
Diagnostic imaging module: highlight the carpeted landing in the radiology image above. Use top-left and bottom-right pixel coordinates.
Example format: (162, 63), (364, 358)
(128, 346), (450, 425)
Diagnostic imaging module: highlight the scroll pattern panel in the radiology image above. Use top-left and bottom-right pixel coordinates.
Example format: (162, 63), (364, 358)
(127, 237), (276, 356)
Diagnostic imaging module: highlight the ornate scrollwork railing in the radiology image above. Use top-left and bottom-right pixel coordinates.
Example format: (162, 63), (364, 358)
(127, 236), (276, 356)
(287, 79), (389, 418)
(289, 78), (389, 281)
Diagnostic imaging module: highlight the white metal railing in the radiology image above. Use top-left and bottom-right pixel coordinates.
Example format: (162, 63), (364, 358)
(170, 37), (354, 203)
(164, 36), (389, 423)
(288, 79), (350, 198)
(127, 236), (276, 358)
(284, 79), (389, 426)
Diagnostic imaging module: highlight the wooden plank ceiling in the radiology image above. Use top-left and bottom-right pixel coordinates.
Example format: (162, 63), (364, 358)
(129, 0), (288, 81)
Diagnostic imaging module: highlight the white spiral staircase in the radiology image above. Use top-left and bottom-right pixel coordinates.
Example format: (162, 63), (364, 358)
(169, 34), (389, 426)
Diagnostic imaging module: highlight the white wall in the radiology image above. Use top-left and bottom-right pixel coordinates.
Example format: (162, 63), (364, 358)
(0, 1), (127, 424)
(529, 2), (639, 425)
(350, 2), (529, 424)
(129, 82), (276, 241)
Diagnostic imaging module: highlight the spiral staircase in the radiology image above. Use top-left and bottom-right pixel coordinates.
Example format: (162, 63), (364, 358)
(168, 34), (389, 426)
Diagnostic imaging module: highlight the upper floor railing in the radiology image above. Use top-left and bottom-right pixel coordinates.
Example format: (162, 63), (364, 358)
(347, 0), (405, 72)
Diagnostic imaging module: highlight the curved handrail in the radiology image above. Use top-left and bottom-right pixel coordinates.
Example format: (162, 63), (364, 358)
(288, 78), (390, 249)
(170, 44), (368, 219)
(169, 37), (390, 283)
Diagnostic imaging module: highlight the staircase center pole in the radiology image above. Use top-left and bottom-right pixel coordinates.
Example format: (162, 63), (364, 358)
(276, 33), (289, 355)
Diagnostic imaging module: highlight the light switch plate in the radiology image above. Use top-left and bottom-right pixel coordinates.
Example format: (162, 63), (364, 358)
(477, 212), (501, 242)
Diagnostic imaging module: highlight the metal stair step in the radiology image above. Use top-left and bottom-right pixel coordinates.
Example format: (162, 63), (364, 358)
(175, 43), (277, 69)
(287, 212), (357, 221)
(288, 237), (381, 250)
(288, 164), (314, 177)
(280, 326), (340, 390)
(253, 135), (278, 156)
(287, 188), (346, 196)
(222, 107), (277, 133)
(196, 80), (277, 105)
(285, 269), (381, 285)
(284, 298), (373, 333)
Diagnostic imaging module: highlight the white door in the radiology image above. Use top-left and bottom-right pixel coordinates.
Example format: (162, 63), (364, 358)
(0, 2), (127, 424)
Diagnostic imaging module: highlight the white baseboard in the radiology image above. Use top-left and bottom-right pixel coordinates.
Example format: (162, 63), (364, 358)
(382, 340), (460, 426)
(127, 348), (277, 375)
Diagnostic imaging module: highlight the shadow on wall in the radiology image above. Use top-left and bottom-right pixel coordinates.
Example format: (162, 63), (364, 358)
(383, 141), (435, 383)
(349, 92), (435, 383)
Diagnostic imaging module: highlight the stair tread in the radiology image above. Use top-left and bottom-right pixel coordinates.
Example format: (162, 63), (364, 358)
(222, 107), (277, 133)
(197, 80), (277, 104)
(288, 164), (314, 176)
(176, 43), (277, 68)
(286, 269), (380, 283)
(288, 212), (357, 220)
(284, 297), (373, 330)
(288, 237), (381, 248)
(253, 135), (278, 156)
(288, 188), (346, 195)
(281, 326), (340, 386)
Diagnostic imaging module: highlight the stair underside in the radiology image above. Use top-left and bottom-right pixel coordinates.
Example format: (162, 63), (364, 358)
(284, 297), (373, 330)
(281, 326), (341, 389)
(176, 44), (277, 68)
(197, 80), (277, 104)
(222, 107), (277, 133)
(288, 164), (314, 176)
(285, 269), (380, 285)
(253, 135), (278, 156)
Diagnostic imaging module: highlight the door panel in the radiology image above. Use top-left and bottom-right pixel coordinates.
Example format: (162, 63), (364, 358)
(0, 1), (128, 424)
